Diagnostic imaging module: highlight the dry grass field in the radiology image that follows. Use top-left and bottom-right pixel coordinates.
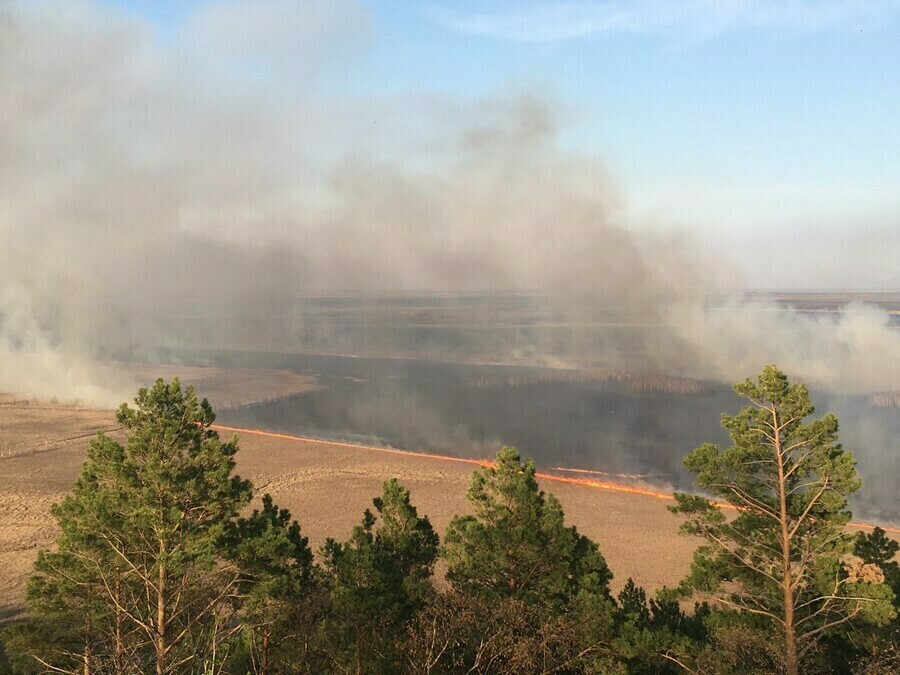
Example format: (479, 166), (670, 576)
(224, 429), (699, 593)
(113, 363), (320, 409)
(0, 386), (698, 620)
(3, 364), (895, 623)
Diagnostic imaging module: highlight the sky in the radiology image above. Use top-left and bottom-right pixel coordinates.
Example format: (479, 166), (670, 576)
(22, 0), (900, 287)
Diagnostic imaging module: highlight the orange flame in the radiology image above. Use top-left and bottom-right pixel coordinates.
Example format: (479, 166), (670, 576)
(213, 424), (900, 535)
(548, 466), (655, 481)
(212, 424), (492, 468)
(535, 471), (678, 501)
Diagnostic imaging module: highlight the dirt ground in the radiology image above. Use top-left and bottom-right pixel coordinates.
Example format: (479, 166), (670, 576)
(0, 394), (700, 621)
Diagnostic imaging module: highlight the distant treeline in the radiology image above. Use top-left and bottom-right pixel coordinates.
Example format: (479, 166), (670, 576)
(1, 367), (897, 674)
(467, 370), (708, 395)
(869, 392), (900, 409)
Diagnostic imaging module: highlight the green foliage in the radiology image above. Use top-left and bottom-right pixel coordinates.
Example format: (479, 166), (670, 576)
(856, 527), (900, 606)
(423, 447), (619, 673)
(227, 493), (322, 673)
(20, 548), (121, 672)
(321, 479), (438, 673)
(5, 370), (897, 673)
(829, 527), (900, 673)
(371, 478), (441, 604)
(671, 365), (896, 673)
(443, 446), (612, 607)
(612, 581), (709, 674)
(401, 589), (623, 674)
(230, 493), (313, 595)
(617, 579), (651, 626)
(13, 379), (258, 673)
(693, 612), (785, 675)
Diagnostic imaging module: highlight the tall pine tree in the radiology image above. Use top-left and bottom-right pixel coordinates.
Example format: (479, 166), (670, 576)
(23, 379), (254, 674)
(441, 447), (617, 672)
(443, 446), (612, 606)
(672, 365), (895, 675)
(322, 479), (438, 673)
(226, 494), (319, 675)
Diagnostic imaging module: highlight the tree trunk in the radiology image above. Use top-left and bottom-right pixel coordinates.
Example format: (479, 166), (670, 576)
(774, 409), (799, 675)
(156, 543), (167, 675)
(83, 600), (93, 675)
(114, 578), (125, 675)
(783, 582), (798, 675)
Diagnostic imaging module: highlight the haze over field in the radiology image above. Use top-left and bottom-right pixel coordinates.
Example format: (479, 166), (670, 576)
(3, 8), (900, 674)
(1, 0), (899, 403)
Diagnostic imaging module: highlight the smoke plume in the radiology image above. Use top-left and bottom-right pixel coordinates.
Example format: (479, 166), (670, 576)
(1, 0), (898, 403)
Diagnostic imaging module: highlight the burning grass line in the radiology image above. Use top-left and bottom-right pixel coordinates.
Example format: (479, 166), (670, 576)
(548, 466), (657, 481)
(534, 472), (676, 501)
(212, 424), (492, 468)
(212, 424), (900, 535)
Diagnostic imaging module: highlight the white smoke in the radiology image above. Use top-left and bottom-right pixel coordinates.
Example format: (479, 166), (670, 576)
(668, 301), (900, 393)
(0, 284), (129, 405)
(0, 0), (897, 404)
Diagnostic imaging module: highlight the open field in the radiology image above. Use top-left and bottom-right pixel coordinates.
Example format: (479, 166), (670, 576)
(0, 355), (321, 411)
(0, 394), (115, 459)
(113, 363), (320, 408)
(0, 396), (698, 620)
(146, 291), (900, 372)
(2, 362), (895, 621)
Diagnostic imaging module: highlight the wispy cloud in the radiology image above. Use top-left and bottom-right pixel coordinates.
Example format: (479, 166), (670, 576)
(429, 0), (900, 42)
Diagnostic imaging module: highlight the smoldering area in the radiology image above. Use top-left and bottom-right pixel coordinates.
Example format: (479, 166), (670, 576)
(139, 291), (900, 522)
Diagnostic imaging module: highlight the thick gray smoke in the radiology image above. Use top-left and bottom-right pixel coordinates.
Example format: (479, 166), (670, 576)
(669, 301), (900, 395)
(1, 0), (898, 403)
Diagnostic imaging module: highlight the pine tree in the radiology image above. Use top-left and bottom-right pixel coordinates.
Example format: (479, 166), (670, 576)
(321, 479), (438, 673)
(617, 579), (651, 627)
(672, 365), (895, 675)
(856, 527), (900, 607)
(440, 447), (617, 672)
(227, 494), (319, 674)
(24, 548), (139, 673)
(23, 379), (254, 674)
(849, 527), (900, 672)
(443, 446), (612, 606)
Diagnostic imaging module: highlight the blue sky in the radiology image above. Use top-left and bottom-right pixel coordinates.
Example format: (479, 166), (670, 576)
(95, 0), (900, 286)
